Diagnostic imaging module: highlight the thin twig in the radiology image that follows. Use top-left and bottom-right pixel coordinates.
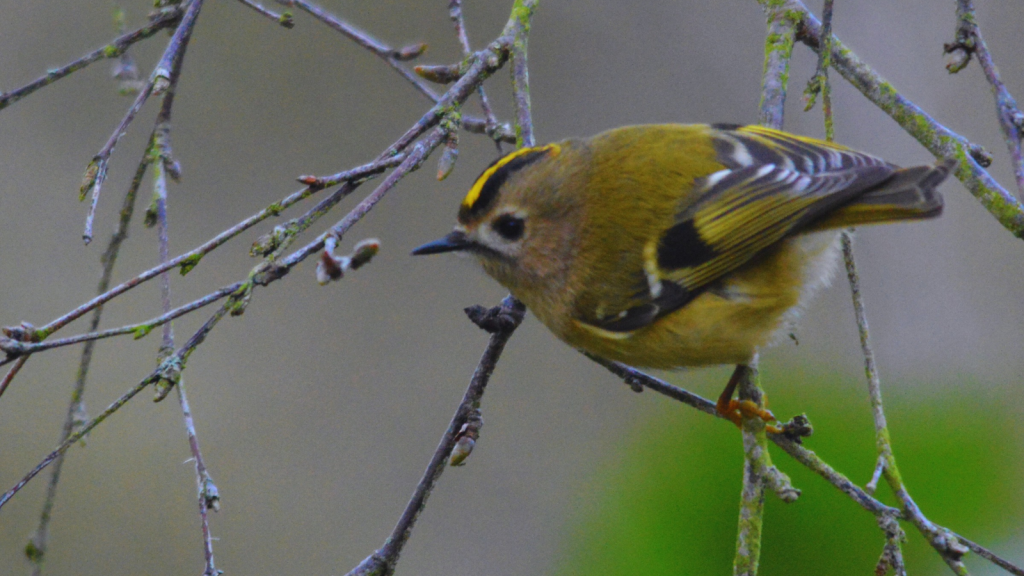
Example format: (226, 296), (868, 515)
(586, 355), (718, 415)
(953, 533), (1024, 576)
(947, 0), (1024, 197)
(275, 44), (514, 272)
(507, 3), (534, 148)
(7, 156), (395, 348)
(0, 356), (28, 400)
(865, 453), (885, 495)
(82, 0), (206, 244)
(275, 129), (451, 275)
(24, 118), (151, 574)
(780, 0), (1024, 238)
(802, 0), (833, 140)
(842, 234), (971, 575)
(345, 297), (526, 576)
(280, 0), (434, 97)
(588, 356), (903, 518)
(152, 128), (220, 575)
(450, 0), (503, 153)
(277, 0), (513, 143)
(344, 4), (538, 570)
(767, 432), (901, 517)
(0, 7), (183, 111)
(177, 377), (220, 576)
(0, 298), (236, 511)
(1, 284), (241, 358)
(234, 0), (294, 28)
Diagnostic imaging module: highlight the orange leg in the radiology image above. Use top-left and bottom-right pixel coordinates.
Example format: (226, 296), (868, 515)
(716, 364), (780, 432)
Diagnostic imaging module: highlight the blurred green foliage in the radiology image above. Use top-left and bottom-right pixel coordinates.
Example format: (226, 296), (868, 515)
(555, 364), (1024, 575)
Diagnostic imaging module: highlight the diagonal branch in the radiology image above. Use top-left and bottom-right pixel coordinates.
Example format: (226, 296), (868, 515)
(0, 296), (237, 511)
(278, 0), (513, 143)
(780, 0), (1024, 238)
(346, 297), (526, 576)
(946, 0), (1024, 198)
(81, 0), (206, 244)
(0, 7), (183, 111)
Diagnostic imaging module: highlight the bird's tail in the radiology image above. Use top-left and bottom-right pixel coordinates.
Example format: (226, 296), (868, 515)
(807, 158), (954, 231)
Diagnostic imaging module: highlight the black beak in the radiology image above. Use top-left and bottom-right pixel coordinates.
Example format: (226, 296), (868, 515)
(411, 230), (472, 255)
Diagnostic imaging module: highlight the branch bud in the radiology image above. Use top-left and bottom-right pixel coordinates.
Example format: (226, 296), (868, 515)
(414, 64), (462, 84)
(450, 410), (483, 467)
(392, 42), (428, 61)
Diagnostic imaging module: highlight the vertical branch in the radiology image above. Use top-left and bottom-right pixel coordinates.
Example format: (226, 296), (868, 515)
(842, 237), (971, 575)
(803, 0), (834, 140)
(757, 1), (797, 129)
(733, 363), (766, 576)
(505, 0), (540, 148)
(731, 5), (801, 574)
(947, 0), (1024, 197)
(733, 360), (801, 576)
(23, 26), (165, 569)
(812, 4), (912, 572)
(346, 6), (539, 574)
(449, 0), (502, 153)
(82, 0), (205, 243)
(149, 66), (221, 575)
(155, 157), (221, 576)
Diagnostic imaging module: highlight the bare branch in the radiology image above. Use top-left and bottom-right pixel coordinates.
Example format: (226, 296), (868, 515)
(590, 357), (905, 519)
(842, 233), (971, 574)
(152, 127), (221, 574)
(0, 7), (182, 111)
(345, 297), (526, 576)
(0, 297), (237, 511)
(81, 0), (206, 243)
(1, 284), (242, 358)
(234, 0), (294, 28)
(279, 0), (511, 144)
(757, 1), (796, 129)
(23, 114), (150, 573)
(450, 0), (503, 153)
(734, 363), (767, 576)
(0, 356), (27, 400)
(946, 0), (1024, 197)
(781, 0), (1024, 238)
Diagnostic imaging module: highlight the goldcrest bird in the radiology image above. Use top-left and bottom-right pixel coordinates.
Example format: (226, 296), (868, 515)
(413, 124), (952, 424)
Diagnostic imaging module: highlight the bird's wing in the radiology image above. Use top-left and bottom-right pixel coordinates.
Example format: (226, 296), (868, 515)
(584, 125), (894, 333)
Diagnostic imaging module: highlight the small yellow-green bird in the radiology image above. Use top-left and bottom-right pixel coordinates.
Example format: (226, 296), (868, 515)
(413, 124), (952, 424)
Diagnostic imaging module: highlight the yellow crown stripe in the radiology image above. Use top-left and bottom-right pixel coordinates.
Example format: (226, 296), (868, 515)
(461, 144), (561, 210)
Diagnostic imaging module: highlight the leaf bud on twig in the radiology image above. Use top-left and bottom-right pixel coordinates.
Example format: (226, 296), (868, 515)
(450, 410), (483, 467)
(414, 64), (462, 84)
(392, 42), (428, 61)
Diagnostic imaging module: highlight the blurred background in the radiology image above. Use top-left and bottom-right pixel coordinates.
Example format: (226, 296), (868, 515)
(0, 1), (1022, 574)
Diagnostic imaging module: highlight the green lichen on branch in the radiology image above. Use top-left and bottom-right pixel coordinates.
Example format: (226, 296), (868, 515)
(783, 0), (1024, 238)
(178, 253), (203, 275)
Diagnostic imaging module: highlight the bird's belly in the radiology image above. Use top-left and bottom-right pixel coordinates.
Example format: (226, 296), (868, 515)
(559, 232), (843, 369)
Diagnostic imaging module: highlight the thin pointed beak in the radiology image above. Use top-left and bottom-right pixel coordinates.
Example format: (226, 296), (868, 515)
(411, 230), (472, 256)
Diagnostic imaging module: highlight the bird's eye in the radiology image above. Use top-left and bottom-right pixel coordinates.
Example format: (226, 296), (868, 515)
(492, 214), (525, 241)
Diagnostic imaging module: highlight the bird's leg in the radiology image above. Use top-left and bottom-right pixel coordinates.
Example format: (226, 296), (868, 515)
(716, 364), (779, 432)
